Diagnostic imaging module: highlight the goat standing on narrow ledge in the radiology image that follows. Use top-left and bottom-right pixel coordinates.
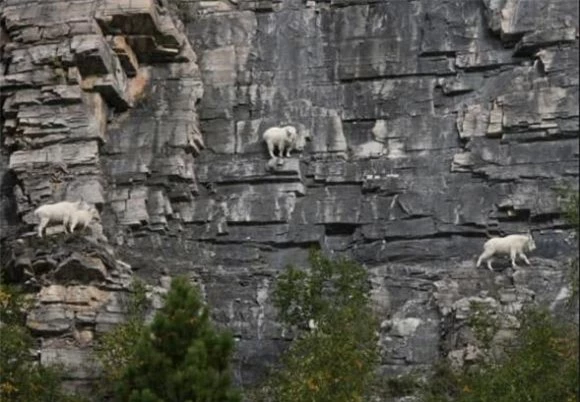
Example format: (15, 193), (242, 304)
(476, 233), (537, 270)
(34, 200), (100, 238)
(263, 125), (301, 159)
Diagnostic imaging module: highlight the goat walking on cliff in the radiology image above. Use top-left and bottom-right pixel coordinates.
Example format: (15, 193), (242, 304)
(476, 233), (536, 271)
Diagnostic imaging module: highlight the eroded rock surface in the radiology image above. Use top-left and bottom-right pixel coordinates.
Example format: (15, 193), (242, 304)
(0, 232), (148, 393)
(0, 0), (201, 393)
(1, 0), (578, 393)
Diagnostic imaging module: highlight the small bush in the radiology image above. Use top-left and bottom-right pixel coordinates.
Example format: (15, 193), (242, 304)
(256, 249), (380, 402)
(563, 189), (579, 302)
(421, 308), (579, 402)
(95, 279), (149, 398)
(381, 374), (422, 398)
(555, 186), (579, 301)
(467, 301), (501, 349)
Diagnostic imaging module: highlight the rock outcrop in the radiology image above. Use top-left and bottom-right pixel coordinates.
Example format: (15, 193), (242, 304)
(1, 0), (578, 392)
(1, 0), (202, 392)
(1, 233), (137, 393)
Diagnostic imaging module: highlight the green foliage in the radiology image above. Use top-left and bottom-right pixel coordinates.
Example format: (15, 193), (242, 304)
(467, 301), (500, 349)
(113, 276), (240, 402)
(376, 374), (422, 399)
(559, 188), (579, 234)
(0, 284), (82, 402)
(563, 190), (579, 301)
(126, 279), (149, 318)
(421, 308), (579, 402)
(258, 249), (380, 402)
(569, 257), (579, 305)
(556, 186), (579, 303)
(95, 279), (149, 397)
(420, 362), (464, 402)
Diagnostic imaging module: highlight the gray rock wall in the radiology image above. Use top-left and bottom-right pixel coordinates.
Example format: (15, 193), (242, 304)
(1, 0), (578, 392)
(183, 0), (579, 383)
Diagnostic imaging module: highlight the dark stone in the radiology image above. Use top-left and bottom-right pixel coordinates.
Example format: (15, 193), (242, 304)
(54, 253), (108, 284)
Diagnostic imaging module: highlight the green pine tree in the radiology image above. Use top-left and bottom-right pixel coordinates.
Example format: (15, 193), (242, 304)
(115, 276), (240, 402)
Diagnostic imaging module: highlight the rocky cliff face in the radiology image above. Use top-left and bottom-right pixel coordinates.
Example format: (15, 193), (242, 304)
(1, 0), (578, 393)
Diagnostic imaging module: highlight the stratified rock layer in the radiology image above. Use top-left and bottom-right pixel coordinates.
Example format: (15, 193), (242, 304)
(1, 0), (578, 392)
(0, 0), (201, 392)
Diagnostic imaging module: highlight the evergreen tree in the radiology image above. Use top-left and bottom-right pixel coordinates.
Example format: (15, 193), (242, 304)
(115, 276), (240, 402)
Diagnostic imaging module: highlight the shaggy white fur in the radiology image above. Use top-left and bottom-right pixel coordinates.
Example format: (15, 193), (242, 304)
(476, 233), (536, 270)
(263, 125), (303, 159)
(34, 201), (100, 237)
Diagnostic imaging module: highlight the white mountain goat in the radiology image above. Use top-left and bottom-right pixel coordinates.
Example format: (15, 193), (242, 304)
(65, 206), (100, 234)
(476, 233), (536, 270)
(34, 201), (100, 238)
(263, 125), (304, 159)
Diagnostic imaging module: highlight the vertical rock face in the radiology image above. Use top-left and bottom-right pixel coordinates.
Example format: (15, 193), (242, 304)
(0, 0), (202, 392)
(183, 0), (579, 384)
(1, 0), (578, 391)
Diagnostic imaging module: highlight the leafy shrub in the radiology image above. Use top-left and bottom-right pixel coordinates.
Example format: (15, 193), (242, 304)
(421, 308), (579, 402)
(256, 249), (380, 402)
(555, 186), (579, 301)
(563, 189), (579, 302)
(380, 374), (422, 399)
(95, 279), (149, 398)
